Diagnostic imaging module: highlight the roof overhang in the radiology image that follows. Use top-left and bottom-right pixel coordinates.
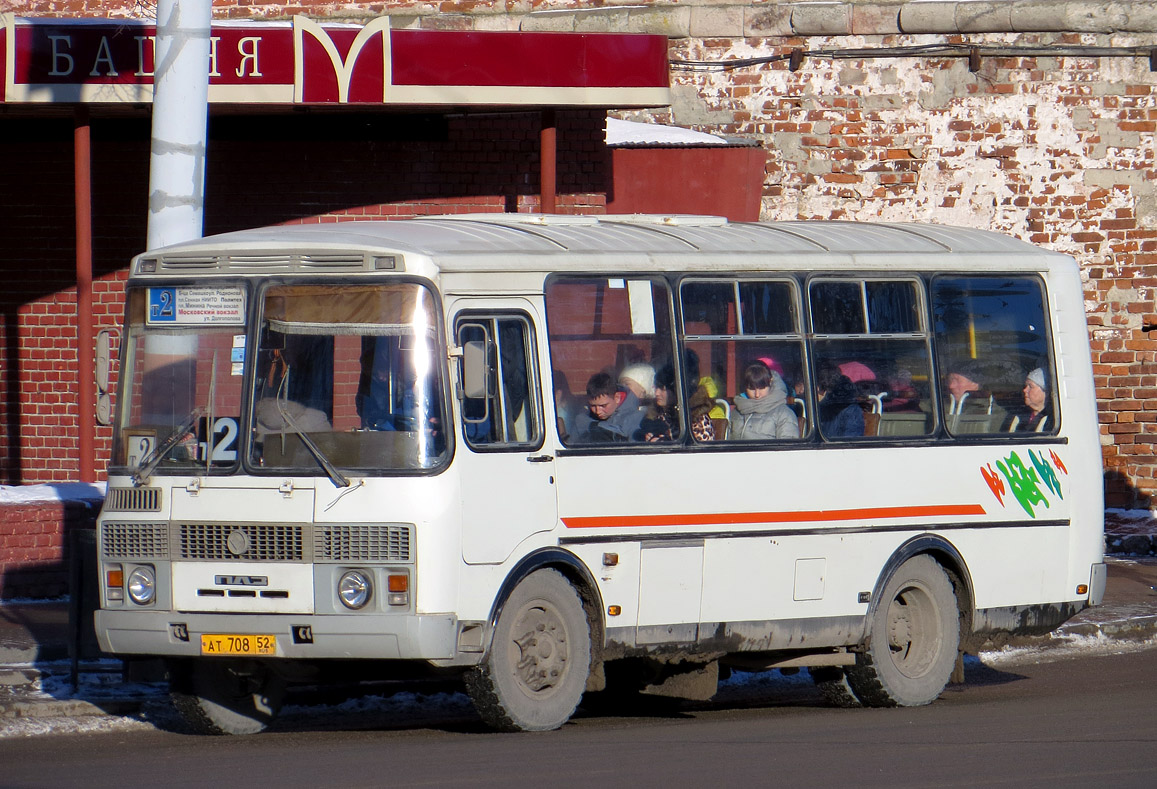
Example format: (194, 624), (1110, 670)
(1, 15), (670, 110)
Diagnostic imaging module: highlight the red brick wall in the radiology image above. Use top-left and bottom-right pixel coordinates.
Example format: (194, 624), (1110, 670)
(0, 501), (98, 599)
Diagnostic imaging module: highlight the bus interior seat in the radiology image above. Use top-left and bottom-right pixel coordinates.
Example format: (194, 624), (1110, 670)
(712, 398), (730, 440)
(876, 412), (930, 437)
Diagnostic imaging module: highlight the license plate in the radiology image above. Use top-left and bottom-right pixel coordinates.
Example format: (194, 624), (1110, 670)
(200, 634), (277, 656)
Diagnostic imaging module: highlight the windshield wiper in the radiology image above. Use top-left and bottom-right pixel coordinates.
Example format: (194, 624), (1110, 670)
(132, 407), (204, 486)
(275, 400), (351, 488)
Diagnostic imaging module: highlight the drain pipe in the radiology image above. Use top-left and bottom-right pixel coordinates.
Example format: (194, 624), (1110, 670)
(147, 0), (212, 249)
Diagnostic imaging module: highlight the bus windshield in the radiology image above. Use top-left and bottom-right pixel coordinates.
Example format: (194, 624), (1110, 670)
(114, 286), (249, 478)
(249, 282), (448, 474)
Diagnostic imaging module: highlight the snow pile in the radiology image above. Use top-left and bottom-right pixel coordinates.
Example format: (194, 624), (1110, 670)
(606, 118), (734, 147)
(0, 484), (105, 505)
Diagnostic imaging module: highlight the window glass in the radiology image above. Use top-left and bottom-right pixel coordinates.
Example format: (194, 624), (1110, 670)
(810, 281), (865, 334)
(545, 277), (676, 445)
(809, 278), (933, 440)
(113, 286), (247, 474)
(457, 315), (541, 449)
(932, 276), (1056, 435)
(249, 283), (448, 473)
(682, 278), (806, 443)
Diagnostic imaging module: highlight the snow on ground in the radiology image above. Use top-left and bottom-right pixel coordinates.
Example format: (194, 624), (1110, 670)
(0, 483), (105, 505)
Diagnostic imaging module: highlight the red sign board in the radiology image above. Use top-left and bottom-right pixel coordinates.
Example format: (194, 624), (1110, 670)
(1, 16), (669, 107)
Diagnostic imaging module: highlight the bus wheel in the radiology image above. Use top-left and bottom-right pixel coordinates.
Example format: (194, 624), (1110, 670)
(810, 667), (863, 708)
(465, 569), (591, 732)
(846, 555), (959, 708)
(170, 659), (285, 735)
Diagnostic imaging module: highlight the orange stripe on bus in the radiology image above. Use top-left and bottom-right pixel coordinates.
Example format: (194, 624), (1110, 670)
(561, 504), (987, 530)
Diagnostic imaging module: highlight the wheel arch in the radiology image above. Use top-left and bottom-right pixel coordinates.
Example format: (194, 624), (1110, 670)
(868, 534), (976, 643)
(485, 547), (607, 690)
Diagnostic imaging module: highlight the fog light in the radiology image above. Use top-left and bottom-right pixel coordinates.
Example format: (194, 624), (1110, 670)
(339, 570), (373, 610)
(127, 566), (155, 605)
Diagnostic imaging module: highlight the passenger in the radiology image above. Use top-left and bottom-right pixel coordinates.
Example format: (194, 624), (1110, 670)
(640, 365), (680, 442)
(944, 361), (989, 416)
(729, 362), (800, 440)
(683, 349), (717, 441)
(817, 366), (865, 438)
(884, 368), (923, 413)
(573, 371), (646, 443)
(619, 363), (656, 405)
(1011, 367), (1053, 432)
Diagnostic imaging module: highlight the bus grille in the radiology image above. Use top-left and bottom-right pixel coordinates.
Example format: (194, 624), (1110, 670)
(179, 523), (305, 561)
(101, 522), (169, 560)
(315, 524), (412, 562)
(104, 487), (161, 512)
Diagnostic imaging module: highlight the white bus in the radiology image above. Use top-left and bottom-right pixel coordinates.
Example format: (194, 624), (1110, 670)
(94, 214), (1104, 734)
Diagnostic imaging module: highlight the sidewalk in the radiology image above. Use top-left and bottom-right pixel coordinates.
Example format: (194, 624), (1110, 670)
(3, 528), (1157, 726)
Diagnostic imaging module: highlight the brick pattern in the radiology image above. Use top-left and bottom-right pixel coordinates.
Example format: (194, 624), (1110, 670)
(0, 502), (97, 599)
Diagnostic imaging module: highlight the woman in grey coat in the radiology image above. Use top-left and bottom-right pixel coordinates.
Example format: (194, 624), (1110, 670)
(729, 362), (801, 440)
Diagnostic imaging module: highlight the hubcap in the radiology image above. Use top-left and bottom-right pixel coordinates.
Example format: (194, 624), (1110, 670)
(511, 603), (568, 693)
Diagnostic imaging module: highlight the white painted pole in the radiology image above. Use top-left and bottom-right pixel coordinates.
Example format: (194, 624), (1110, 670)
(147, 0), (212, 250)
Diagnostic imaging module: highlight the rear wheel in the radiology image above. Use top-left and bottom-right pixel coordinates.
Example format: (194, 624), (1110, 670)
(846, 555), (959, 707)
(465, 569), (591, 732)
(170, 659), (285, 735)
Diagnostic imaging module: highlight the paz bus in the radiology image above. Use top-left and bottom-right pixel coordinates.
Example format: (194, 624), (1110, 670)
(94, 214), (1104, 734)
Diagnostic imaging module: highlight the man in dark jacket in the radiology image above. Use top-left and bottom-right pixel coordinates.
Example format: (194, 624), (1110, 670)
(573, 371), (646, 443)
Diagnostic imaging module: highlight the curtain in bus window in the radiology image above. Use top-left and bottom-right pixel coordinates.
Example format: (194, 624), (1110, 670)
(932, 276), (1056, 435)
(681, 278), (806, 442)
(808, 278), (933, 439)
(545, 277), (675, 446)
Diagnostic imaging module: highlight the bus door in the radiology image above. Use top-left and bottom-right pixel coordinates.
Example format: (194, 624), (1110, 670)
(452, 305), (557, 565)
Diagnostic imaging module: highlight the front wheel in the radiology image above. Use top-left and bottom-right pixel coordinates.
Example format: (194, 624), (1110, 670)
(170, 659), (285, 735)
(465, 569), (591, 732)
(846, 555), (959, 707)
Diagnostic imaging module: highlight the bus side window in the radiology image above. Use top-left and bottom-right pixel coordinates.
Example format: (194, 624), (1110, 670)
(809, 278), (934, 440)
(456, 314), (541, 449)
(932, 275), (1057, 436)
(680, 277), (806, 443)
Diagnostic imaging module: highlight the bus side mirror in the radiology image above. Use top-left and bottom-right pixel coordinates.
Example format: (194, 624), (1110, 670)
(95, 329), (115, 426)
(462, 339), (490, 399)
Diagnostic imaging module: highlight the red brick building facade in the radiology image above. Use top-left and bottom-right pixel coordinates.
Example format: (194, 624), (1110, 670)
(3, 0), (1157, 511)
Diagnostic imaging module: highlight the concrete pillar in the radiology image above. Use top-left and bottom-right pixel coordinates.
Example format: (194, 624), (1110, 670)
(148, 0), (212, 249)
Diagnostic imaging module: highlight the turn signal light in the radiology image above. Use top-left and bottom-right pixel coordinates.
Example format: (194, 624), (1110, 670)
(387, 573), (409, 606)
(1076, 584), (1089, 595)
(608, 605), (622, 616)
(106, 565), (124, 601)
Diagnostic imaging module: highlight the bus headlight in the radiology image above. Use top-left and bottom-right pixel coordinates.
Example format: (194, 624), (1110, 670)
(126, 566), (156, 605)
(338, 570), (373, 610)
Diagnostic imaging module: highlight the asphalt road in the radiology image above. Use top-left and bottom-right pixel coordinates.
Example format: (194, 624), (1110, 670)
(1, 646), (1156, 788)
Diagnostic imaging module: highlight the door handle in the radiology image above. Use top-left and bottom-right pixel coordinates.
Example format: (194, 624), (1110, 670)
(527, 454), (554, 463)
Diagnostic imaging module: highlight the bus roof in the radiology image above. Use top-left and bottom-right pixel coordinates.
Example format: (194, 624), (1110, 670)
(134, 215), (1065, 277)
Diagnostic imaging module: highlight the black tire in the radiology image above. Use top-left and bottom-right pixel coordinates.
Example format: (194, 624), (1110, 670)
(845, 555), (959, 707)
(170, 659), (285, 735)
(809, 667), (863, 708)
(465, 569), (591, 732)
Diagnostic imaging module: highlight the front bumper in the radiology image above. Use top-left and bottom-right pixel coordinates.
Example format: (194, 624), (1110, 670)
(96, 609), (459, 661)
